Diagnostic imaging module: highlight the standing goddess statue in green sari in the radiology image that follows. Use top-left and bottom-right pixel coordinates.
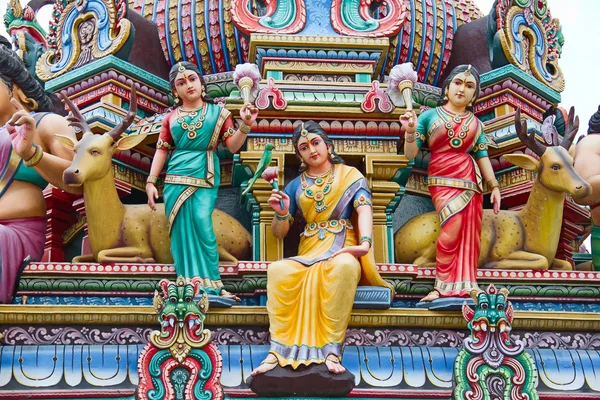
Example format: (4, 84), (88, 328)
(146, 62), (258, 299)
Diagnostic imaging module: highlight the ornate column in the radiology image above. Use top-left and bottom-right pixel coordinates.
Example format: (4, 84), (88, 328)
(364, 154), (409, 263)
(42, 188), (79, 262)
(240, 150), (286, 261)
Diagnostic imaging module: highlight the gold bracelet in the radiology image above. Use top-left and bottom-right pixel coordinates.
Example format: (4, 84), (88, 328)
(487, 178), (499, 189)
(238, 123), (251, 134)
(405, 133), (417, 143)
(24, 144), (43, 167)
(147, 175), (158, 185)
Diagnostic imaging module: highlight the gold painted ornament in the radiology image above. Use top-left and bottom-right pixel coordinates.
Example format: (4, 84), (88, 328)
(301, 164), (336, 213)
(176, 105), (207, 140)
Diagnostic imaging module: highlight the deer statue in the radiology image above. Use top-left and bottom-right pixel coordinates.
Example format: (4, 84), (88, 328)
(55, 84), (252, 264)
(395, 108), (591, 270)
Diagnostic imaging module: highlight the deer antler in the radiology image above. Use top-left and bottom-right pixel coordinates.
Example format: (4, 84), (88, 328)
(560, 106), (579, 150)
(514, 108), (546, 157)
(58, 92), (92, 134)
(108, 83), (138, 141)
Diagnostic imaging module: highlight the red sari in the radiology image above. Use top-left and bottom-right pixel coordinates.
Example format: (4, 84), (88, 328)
(416, 107), (488, 297)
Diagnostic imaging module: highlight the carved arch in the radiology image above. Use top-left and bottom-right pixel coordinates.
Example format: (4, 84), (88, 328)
(493, 0), (564, 92)
(36, 0), (132, 81)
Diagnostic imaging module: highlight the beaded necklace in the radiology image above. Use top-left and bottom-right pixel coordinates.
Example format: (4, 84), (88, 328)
(176, 104), (208, 140)
(438, 106), (474, 149)
(301, 164), (336, 213)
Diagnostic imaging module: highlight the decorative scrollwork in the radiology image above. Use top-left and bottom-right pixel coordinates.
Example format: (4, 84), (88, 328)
(1, 326), (152, 345)
(491, 0), (564, 92)
(255, 77), (288, 110)
(230, 0), (307, 35)
(138, 276), (223, 400)
(330, 0), (408, 37)
(453, 284), (539, 400)
(361, 80), (394, 113)
(36, 0), (132, 81)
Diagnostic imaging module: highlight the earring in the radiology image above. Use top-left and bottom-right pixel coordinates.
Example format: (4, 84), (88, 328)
(174, 95), (180, 105)
(24, 97), (38, 111)
(201, 87), (206, 97)
(300, 161), (307, 169)
(443, 92), (448, 101)
(329, 151), (335, 160)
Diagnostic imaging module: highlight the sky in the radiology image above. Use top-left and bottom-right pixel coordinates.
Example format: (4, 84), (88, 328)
(0, 0), (598, 128)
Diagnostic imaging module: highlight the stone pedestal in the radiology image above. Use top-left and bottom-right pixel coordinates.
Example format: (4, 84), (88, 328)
(247, 363), (355, 397)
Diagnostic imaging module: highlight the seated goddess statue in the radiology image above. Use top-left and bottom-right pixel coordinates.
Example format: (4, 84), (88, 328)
(251, 121), (393, 376)
(0, 43), (78, 303)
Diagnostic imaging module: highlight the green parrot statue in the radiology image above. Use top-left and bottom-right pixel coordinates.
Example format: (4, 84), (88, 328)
(241, 143), (274, 197)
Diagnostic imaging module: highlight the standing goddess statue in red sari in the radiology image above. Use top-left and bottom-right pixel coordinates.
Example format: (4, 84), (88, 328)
(400, 64), (501, 302)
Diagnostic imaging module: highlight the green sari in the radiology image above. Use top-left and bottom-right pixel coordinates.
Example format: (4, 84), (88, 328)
(162, 103), (230, 294)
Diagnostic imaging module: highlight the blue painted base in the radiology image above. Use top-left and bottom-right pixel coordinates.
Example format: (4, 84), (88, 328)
(415, 297), (474, 310)
(1, 344), (599, 395)
(353, 286), (392, 309)
(206, 294), (236, 308)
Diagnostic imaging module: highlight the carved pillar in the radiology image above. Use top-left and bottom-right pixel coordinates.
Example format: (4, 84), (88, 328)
(557, 201), (591, 267)
(72, 197), (91, 257)
(240, 151), (286, 261)
(42, 187), (79, 262)
(364, 154), (409, 263)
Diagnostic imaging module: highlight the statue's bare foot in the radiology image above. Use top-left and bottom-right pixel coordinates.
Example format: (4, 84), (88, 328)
(251, 354), (278, 376)
(420, 290), (440, 302)
(221, 289), (241, 302)
(325, 354), (346, 374)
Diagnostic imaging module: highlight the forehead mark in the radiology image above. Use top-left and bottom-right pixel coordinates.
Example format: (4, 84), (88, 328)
(453, 73), (477, 85)
(298, 133), (321, 146)
(175, 71), (199, 82)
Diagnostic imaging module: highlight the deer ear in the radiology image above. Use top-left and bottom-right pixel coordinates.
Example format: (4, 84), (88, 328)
(113, 134), (148, 152)
(568, 144), (576, 159)
(503, 153), (539, 172)
(54, 134), (77, 150)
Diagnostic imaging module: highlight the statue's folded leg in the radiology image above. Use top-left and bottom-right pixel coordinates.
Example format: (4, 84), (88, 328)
(266, 253), (360, 368)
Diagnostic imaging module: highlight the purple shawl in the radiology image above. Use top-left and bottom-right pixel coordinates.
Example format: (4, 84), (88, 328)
(0, 126), (21, 198)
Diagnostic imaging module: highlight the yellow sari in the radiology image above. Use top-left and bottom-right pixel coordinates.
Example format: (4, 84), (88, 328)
(267, 164), (392, 368)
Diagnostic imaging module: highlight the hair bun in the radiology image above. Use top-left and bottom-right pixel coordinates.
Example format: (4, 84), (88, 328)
(589, 105), (600, 134)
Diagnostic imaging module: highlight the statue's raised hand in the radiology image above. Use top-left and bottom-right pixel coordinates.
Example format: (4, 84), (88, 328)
(6, 98), (37, 160)
(240, 103), (259, 126)
(268, 188), (290, 215)
(399, 110), (417, 133)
